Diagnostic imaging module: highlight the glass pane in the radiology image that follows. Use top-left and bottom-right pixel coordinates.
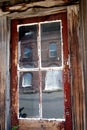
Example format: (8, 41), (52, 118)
(42, 70), (64, 119)
(22, 73), (32, 87)
(18, 24), (38, 68)
(19, 71), (39, 118)
(49, 43), (57, 50)
(23, 48), (32, 59)
(49, 43), (57, 58)
(41, 22), (62, 67)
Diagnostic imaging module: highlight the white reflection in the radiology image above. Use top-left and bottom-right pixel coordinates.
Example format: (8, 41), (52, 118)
(22, 73), (32, 87)
(45, 70), (62, 91)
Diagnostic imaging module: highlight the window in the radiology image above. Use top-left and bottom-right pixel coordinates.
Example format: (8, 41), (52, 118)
(45, 70), (62, 91)
(23, 48), (32, 59)
(49, 43), (57, 58)
(22, 73), (32, 87)
(18, 21), (64, 119)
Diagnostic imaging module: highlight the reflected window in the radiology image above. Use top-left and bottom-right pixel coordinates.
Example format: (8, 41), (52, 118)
(49, 43), (57, 58)
(23, 48), (32, 59)
(18, 24), (38, 68)
(22, 73), (32, 87)
(45, 70), (62, 91)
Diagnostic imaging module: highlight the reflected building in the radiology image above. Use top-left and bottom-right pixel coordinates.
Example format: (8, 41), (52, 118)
(18, 22), (64, 119)
(18, 22), (63, 93)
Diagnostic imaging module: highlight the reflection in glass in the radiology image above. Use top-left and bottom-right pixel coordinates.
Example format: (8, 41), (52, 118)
(22, 73), (32, 87)
(42, 70), (64, 119)
(18, 24), (38, 68)
(49, 43), (57, 58)
(41, 21), (62, 67)
(45, 70), (62, 91)
(18, 21), (64, 119)
(23, 48), (32, 59)
(19, 71), (39, 118)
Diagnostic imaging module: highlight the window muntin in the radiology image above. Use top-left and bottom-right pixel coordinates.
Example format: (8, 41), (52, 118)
(18, 21), (64, 119)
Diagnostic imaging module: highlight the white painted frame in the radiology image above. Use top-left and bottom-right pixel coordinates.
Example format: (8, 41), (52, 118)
(17, 20), (64, 120)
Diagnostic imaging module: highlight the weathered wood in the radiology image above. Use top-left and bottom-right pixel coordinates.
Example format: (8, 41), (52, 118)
(0, 17), (10, 130)
(80, 0), (87, 130)
(7, 7), (67, 19)
(10, 12), (71, 130)
(67, 5), (84, 130)
(0, 0), (79, 18)
(0, 0), (79, 6)
(0, 17), (6, 130)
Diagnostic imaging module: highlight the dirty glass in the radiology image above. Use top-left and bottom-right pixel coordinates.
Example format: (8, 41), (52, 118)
(41, 22), (62, 67)
(18, 21), (64, 119)
(42, 70), (64, 118)
(49, 43), (57, 58)
(19, 71), (39, 118)
(18, 24), (38, 68)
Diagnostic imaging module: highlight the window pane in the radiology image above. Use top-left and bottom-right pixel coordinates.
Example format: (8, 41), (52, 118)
(41, 22), (62, 67)
(18, 24), (38, 68)
(49, 43), (57, 50)
(19, 71), (39, 118)
(49, 43), (57, 58)
(22, 73), (32, 87)
(23, 48), (32, 59)
(42, 70), (64, 118)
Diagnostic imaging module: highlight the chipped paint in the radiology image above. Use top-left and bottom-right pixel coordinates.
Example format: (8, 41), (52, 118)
(10, 12), (72, 130)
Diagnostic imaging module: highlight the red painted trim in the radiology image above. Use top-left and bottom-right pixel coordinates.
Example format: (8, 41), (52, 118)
(62, 13), (72, 130)
(11, 12), (72, 130)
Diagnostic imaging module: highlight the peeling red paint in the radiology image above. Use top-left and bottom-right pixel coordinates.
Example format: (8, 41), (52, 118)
(11, 12), (72, 130)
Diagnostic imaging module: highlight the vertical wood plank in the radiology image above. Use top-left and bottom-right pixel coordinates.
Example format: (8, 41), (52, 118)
(80, 0), (87, 130)
(0, 16), (6, 130)
(67, 5), (84, 130)
(0, 17), (10, 130)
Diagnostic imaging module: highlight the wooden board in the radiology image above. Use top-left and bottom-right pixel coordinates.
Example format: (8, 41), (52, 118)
(67, 5), (84, 130)
(0, 0), (79, 18)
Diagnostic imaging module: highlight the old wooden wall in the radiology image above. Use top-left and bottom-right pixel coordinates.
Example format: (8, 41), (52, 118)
(80, 0), (87, 129)
(67, 5), (85, 130)
(0, 17), (10, 130)
(0, 0), (86, 130)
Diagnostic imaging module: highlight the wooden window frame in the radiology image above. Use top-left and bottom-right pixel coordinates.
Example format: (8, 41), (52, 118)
(17, 20), (64, 119)
(11, 12), (72, 130)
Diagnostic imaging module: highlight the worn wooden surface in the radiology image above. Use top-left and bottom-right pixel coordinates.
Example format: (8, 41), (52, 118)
(67, 5), (84, 130)
(10, 12), (72, 130)
(0, 1), (85, 130)
(0, 17), (7, 130)
(0, 0), (79, 18)
(0, 17), (10, 130)
(80, 0), (87, 129)
(0, 17), (6, 130)
(0, 0), (79, 6)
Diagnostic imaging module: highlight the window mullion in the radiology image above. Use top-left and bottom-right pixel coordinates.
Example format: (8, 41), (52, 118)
(38, 23), (42, 118)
